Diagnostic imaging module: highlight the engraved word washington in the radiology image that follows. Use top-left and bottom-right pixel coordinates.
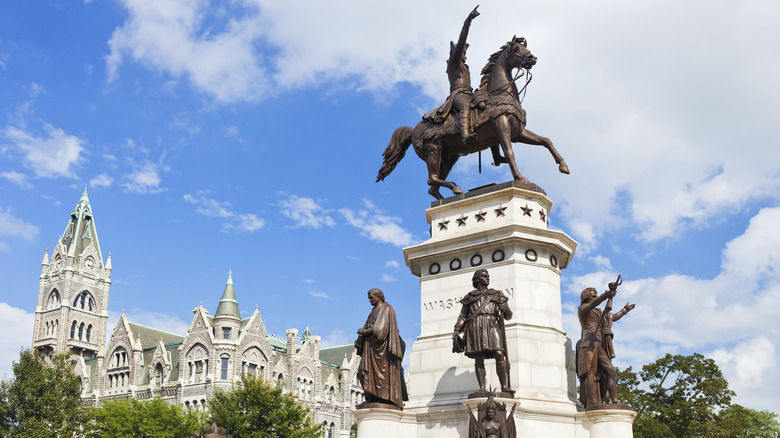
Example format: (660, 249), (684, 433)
(422, 288), (514, 312)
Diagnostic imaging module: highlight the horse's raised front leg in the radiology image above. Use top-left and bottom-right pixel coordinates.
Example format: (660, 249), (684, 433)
(493, 115), (528, 183)
(514, 128), (570, 174)
(423, 141), (463, 199)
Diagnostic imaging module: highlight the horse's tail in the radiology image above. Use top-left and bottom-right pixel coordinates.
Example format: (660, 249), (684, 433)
(376, 126), (414, 182)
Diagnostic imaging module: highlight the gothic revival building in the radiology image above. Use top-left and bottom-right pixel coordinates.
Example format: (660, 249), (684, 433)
(31, 191), (366, 437)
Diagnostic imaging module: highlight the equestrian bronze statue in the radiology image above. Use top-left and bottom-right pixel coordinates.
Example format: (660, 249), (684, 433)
(377, 24), (569, 200)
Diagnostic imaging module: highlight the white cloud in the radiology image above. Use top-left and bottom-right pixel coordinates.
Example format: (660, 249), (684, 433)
(107, 309), (190, 340)
(339, 199), (417, 247)
(385, 260), (400, 268)
(106, 0), (269, 104)
(226, 213), (265, 232)
(0, 303), (35, 379)
(0, 206), (39, 241)
(381, 274), (397, 283)
(122, 161), (166, 194)
(308, 290), (331, 300)
(2, 124), (84, 178)
(278, 194), (335, 229)
(89, 174), (113, 188)
(184, 193), (265, 232)
(321, 329), (349, 348)
(1, 171), (33, 189)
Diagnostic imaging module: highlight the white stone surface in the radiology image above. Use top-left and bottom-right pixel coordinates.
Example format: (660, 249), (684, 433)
(356, 186), (636, 437)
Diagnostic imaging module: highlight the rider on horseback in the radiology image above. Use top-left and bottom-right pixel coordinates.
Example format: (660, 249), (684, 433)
(423, 6), (506, 164)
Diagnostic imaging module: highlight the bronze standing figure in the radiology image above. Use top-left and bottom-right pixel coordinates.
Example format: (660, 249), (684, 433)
(576, 276), (635, 410)
(377, 8), (569, 200)
(355, 288), (408, 410)
(453, 269), (514, 397)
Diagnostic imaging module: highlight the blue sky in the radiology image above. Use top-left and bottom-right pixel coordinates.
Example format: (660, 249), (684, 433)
(1, 0), (779, 412)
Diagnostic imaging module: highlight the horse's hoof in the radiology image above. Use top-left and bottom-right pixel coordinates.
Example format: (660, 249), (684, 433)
(514, 176), (529, 184)
(452, 187), (464, 195)
(559, 162), (570, 174)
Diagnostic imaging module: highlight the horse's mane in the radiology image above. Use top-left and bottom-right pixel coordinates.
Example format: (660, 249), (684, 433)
(479, 41), (511, 91)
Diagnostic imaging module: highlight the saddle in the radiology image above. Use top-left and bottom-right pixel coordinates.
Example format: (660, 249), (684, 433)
(420, 90), (526, 142)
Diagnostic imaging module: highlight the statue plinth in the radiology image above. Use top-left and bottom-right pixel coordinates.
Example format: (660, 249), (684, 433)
(397, 183), (634, 437)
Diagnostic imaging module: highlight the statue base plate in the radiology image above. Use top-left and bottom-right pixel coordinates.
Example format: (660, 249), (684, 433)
(356, 401), (402, 411)
(467, 389), (515, 399)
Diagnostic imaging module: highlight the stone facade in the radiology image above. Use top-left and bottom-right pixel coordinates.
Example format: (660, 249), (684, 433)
(31, 191), (363, 438)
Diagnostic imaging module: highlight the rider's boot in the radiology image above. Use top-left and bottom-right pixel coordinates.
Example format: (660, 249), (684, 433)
(459, 115), (474, 146)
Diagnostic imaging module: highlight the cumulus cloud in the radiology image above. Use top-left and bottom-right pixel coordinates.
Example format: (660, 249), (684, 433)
(385, 260), (400, 268)
(122, 161), (166, 194)
(0, 206), (39, 242)
(1, 171), (33, 189)
(381, 274), (397, 283)
(89, 174), (113, 188)
(184, 192), (265, 232)
(278, 194), (335, 229)
(0, 303), (35, 379)
(106, 0), (269, 103)
(339, 199), (417, 247)
(2, 124), (84, 178)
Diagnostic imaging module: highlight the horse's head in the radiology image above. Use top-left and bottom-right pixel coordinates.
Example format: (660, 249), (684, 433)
(506, 35), (536, 70)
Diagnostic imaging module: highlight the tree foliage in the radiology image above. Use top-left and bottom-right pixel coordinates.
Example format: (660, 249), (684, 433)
(0, 349), (85, 438)
(84, 397), (207, 438)
(617, 353), (780, 438)
(209, 375), (323, 438)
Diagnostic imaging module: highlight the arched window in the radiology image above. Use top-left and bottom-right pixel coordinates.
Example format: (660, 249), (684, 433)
(47, 290), (60, 310)
(155, 363), (164, 389)
(221, 357), (229, 380)
(86, 325), (92, 342)
(78, 323), (84, 340)
(329, 422), (336, 438)
(70, 321), (77, 338)
(72, 291), (96, 311)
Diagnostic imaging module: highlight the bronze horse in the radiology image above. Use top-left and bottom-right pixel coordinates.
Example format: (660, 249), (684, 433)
(376, 37), (569, 199)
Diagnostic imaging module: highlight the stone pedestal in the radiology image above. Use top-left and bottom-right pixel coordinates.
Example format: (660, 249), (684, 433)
(581, 409), (637, 438)
(403, 182), (632, 437)
(354, 408), (416, 438)
(356, 183), (634, 437)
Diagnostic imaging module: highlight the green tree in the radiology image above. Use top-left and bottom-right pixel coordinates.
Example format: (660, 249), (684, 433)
(209, 375), (323, 438)
(0, 348), (85, 438)
(84, 397), (207, 438)
(617, 353), (780, 438)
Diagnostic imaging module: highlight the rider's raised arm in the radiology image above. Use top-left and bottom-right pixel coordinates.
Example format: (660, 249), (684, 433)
(449, 6), (479, 65)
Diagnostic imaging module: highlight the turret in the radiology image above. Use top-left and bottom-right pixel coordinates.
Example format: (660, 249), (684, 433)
(213, 271), (241, 342)
(41, 249), (49, 276)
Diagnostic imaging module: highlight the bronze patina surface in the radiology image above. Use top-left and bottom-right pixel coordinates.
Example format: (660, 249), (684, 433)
(467, 391), (517, 438)
(453, 269), (514, 398)
(377, 7), (569, 200)
(355, 288), (408, 410)
(576, 276), (635, 411)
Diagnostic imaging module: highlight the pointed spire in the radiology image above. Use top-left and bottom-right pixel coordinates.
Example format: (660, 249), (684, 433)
(42, 249), (49, 265)
(80, 187), (90, 205)
(105, 252), (112, 270)
(215, 271), (240, 318)
(341, 353), (349, 369)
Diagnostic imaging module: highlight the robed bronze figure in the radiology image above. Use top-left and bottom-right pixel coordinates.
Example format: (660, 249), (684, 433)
(453, 269), (514, 397)
(576, 276), (635, 410)
(377, 7), (569, 200)
(355, 288), (408, 410)
(467, 391), (517, 438)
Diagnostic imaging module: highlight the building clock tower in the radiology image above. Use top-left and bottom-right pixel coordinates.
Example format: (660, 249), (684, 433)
(32, 188), (111, 361)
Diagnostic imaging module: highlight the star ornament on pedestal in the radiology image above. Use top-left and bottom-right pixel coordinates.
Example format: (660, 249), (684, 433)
(539, 209), (546, 222)
(521, 204), (533, 217)
(494, 205), (507, 217)
(438, 219), (450, 230)
(456, 214), (468, 227)
(474, 210), (487, 222)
